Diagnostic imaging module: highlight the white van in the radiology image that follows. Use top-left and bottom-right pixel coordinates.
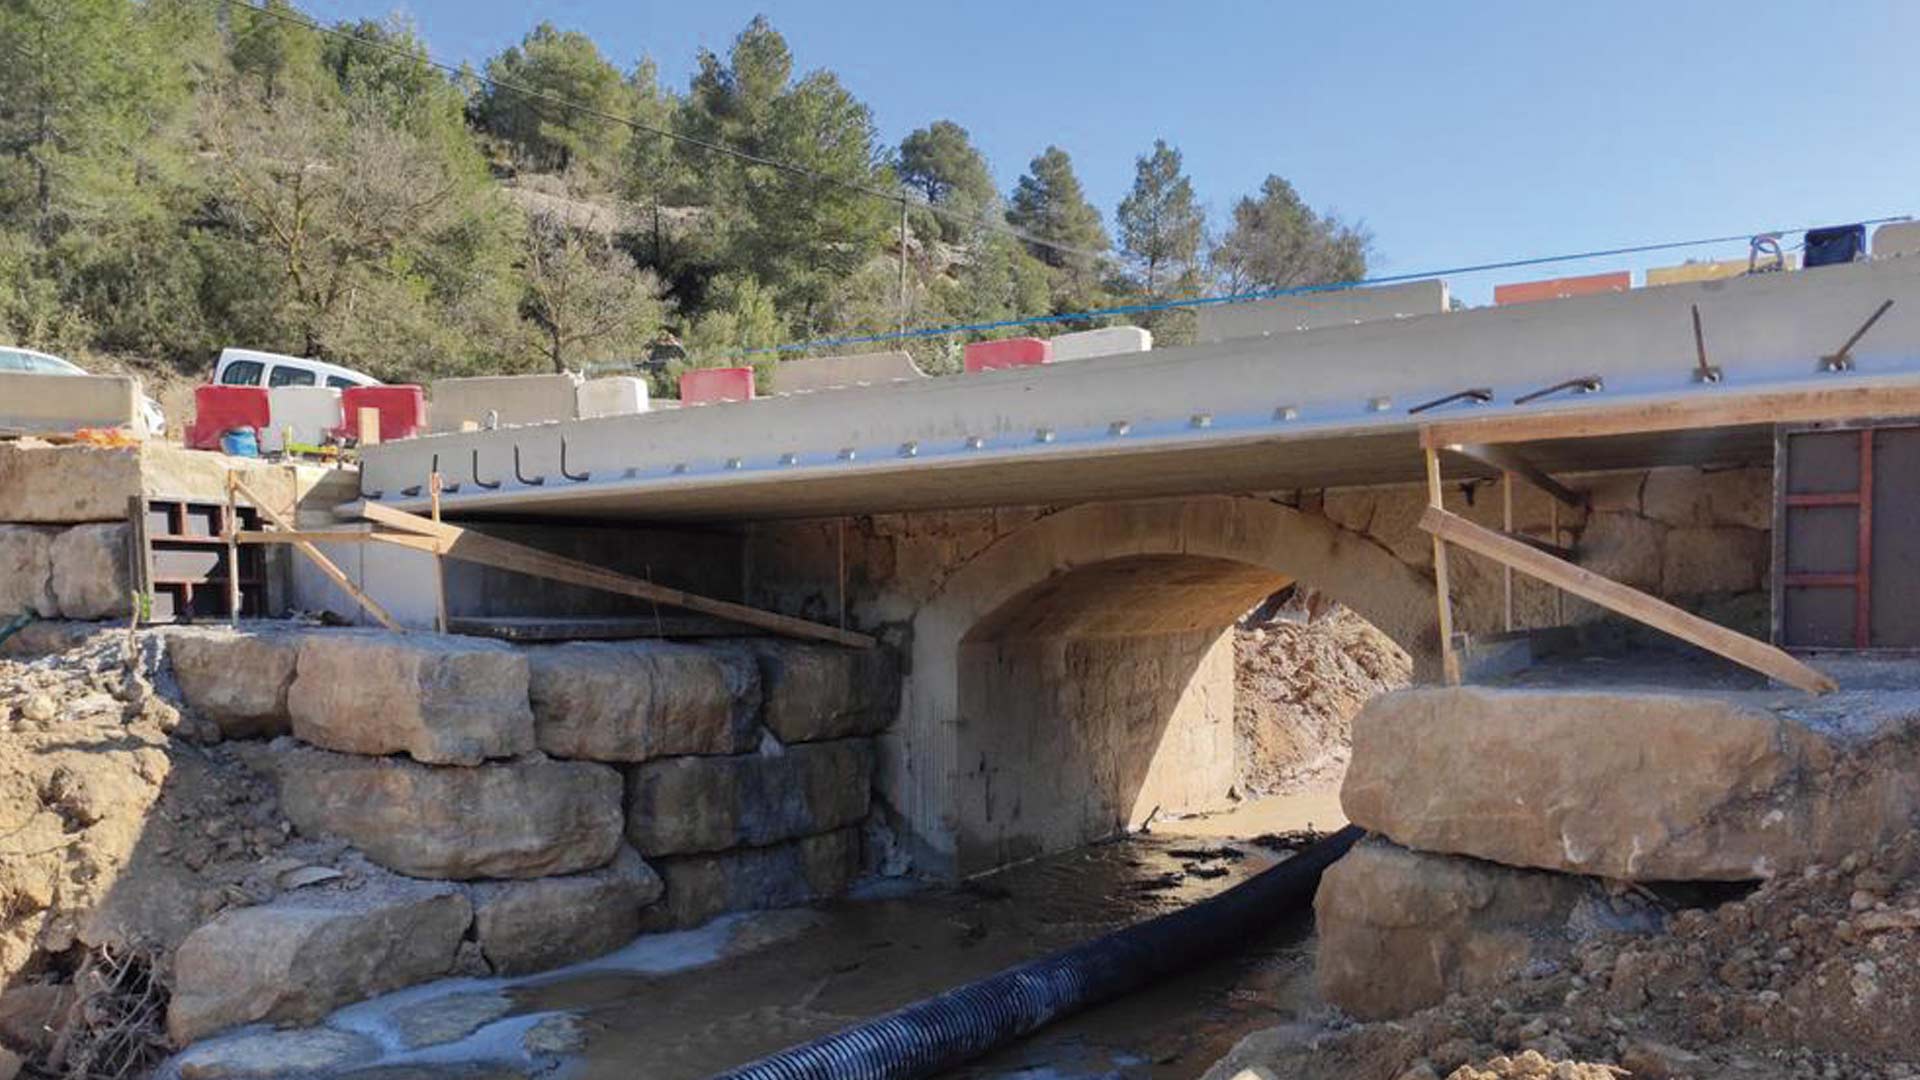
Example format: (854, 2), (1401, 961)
(212, 348), (379, 390)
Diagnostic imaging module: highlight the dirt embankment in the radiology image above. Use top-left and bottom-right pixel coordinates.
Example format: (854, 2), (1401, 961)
(1210, 831), (1920, 1080)
(1233, 599), (1411, 797)
(0, 630), (312, 1078)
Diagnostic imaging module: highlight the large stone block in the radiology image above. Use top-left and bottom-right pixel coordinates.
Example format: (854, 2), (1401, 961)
(1316, 837), (1602, 1020)
(1661, 525), (1767, 596)
(643, 826), (861, 930)
(0, 525), (57, 618)
(287, 631), (534, 765)
(526, 640), (760, 762)
(166, 875), (470, 1043)
(1343, 687), (1920, 881)
(165, 628), (299, 739)
(0, 443), (142, 523)
(1641, 466), (1771, 531)
(732, 640), (898, 743)
(626, 739), (874, 856)
(469, 845), (663, 974)
(1575, 511), (1665, 592)
(50, 522), (131, 619)
(274, 747), (623, 880)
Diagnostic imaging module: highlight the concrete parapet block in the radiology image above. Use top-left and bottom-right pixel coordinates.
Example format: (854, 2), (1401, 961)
(769, 350), (927, 393)
(625, 738), (875, 856)
(287, 631), (534, 765)
(50, 522), (131, 619)
(728, 639), (899, 743)
(0, 371), (142, 437)
(641, 826), (861, 930)
(261, 386), (343, 452)
(0, 525), (59, 619)
(468, 845), (663, 974)
(429, 373), (581, 432)
(1195, 279), (1448, 343)
(274, 745), (623, 879)
(166, 871), (471, 1043)
(1875, 221), (1920, 259)
(1314, 836), (1656, 1020)
(576, 375), (650, 418)
(1344, 686), (1920, 881)
(527, 640), (762, 762)
(165, 626), (300, 739)
(1049, 326), (1152, 362)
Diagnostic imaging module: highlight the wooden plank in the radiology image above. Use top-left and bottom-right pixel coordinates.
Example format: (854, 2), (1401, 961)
(357, 501), (875, 649)
(1421, 383), (1920, 449)
(1502, 471), (1514, 633)
(224, 472), (241, 626)
(1419, 505), (1836, 693)
(236, 530), (388, 545)
(232, 476), (404, 633)
(1424, 447), (1461, 686)
(430, 473), (448, 634)
(1451, 443), (1587, 509)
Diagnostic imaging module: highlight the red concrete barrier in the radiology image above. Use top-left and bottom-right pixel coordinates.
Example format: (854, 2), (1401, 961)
(338, 386), (426, 442)
(680, 366), (756, 405)
(1493, 271), (1631, 306)
(187, 385), (271, 450)
(964, 337), (1052, 373)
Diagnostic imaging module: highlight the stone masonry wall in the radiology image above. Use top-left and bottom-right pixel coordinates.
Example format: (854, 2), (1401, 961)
(744, 464), (1774, 652)
(158, 626), (895, 1044)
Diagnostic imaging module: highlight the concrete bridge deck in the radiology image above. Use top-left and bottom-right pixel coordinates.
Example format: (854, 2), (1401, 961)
(355, 257), (1920, 524)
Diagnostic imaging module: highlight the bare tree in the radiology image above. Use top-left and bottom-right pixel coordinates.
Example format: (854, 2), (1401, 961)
(205, 89), (466, 354)
(519, 208), (660, 373)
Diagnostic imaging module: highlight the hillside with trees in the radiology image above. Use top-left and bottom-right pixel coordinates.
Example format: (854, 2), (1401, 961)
(0, 0), (1372, 390)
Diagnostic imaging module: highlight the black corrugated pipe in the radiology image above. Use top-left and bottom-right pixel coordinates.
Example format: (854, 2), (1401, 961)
(711, 824), (1363, 1080)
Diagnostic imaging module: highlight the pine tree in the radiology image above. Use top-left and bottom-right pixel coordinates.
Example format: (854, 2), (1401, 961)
(1212, 175), (1369, 293)
(477, 23), (630, 180)
(898, 120), (994, 241)
(1007, 146), (1110, 307)
(1115, 139), (1204, 297)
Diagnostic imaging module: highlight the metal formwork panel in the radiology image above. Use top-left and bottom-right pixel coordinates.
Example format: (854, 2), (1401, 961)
(1775, 420), (1920, 649)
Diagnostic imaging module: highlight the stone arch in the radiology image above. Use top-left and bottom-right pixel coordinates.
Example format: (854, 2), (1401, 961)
(892, 495), (1438, 877)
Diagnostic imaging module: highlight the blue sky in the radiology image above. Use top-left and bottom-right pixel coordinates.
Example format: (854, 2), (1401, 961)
(298, 0), (1917, 303)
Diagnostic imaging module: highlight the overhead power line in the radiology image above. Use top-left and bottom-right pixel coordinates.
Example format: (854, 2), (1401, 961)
(744, 214), (1914, 355)
(207, 0), (1108, 262)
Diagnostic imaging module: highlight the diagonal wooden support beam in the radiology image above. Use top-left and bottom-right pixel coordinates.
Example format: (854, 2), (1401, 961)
(358, 501), (876, 649)
(1449, 443), (1588, 510)
(231, 477), (404, 632)
(1419, 506), (1834, 693)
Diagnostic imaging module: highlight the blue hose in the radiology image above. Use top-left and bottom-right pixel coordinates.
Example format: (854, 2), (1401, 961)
(711, 824), (1363, 1080)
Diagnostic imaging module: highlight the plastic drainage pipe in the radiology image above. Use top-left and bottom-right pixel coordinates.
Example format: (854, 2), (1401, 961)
(712, 824), (1364, 1080)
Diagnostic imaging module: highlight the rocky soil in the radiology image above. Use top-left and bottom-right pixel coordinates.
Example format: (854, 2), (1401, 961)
(0, 629), (313, 1078)
(1209, 830), (1920, 1080)
(1233, 599), (1411, 796)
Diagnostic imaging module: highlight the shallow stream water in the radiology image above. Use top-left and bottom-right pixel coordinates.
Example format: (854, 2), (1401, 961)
(531, 821), (1327, 1079)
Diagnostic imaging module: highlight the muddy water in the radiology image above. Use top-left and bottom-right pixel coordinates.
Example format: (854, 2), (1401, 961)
(521, 824), (1327, 1080)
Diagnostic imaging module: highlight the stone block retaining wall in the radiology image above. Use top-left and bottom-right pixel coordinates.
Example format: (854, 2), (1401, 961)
(156, 626), (895, 1043)
(1314, 679), (1920, 1020)
(743, 464), (1775, 646)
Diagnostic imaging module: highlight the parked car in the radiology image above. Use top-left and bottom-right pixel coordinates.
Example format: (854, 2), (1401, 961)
(211, 348), (380, 391)
(0, 345), (167, 435)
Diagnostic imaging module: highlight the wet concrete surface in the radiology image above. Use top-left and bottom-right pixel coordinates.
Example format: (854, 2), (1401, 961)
(528, 830), (1325, 1080)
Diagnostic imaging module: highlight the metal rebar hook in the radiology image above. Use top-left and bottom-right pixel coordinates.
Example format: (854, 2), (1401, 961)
(471, 448), (500, 490)
(513, 445), (545, 486)
(1407, 387), (1493, 414)
(560, 439), (590, 482)
(431, 453), (459, 494)
(1513, 375), (1603, 405)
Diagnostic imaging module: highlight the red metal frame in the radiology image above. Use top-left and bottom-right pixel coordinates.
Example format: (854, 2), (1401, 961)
(1781, 429), (1875, 646)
